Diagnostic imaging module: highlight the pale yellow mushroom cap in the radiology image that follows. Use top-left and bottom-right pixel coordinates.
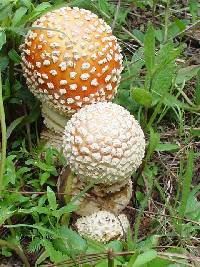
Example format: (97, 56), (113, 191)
(63, 102), (145, 185)
(76, 211), (129, 243)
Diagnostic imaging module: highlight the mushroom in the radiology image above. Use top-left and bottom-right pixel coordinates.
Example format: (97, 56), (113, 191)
(73, 179), (133, 216)
(58, 169), (133, 216)
(20, 6), (123, 136)
(63, 102), (145, 186)
(76, 211), (129, 243)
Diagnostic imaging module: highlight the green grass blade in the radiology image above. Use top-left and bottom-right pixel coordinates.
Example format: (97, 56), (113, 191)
(0, 69), (7, 195)
(179, 150), (194, 218)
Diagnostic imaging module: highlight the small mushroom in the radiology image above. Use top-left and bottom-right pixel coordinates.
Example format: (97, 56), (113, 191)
(21, 6), (123, 134)
(63, 102), (145, 185)
(76, 211), (129, 243)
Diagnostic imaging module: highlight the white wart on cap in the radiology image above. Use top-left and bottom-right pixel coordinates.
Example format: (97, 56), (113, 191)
(76, 211), (129, 243)
(21, 6), (123, 116)
(63, 102), (145, 185)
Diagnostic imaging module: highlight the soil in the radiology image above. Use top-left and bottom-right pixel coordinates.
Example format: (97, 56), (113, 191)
(0, 256), (22, 267)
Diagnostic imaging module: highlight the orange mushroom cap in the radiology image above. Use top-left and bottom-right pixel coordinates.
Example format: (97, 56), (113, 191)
(21, 6), (123, 114)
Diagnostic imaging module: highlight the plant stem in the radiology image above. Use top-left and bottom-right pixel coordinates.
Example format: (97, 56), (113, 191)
(146, 97), (164, 130)
(164, 0), (170, 43)
(133, 170), (153, 244)
(152, 0), (157, 25)
(7, 218), (16, 237)
(60, 169), (75, 225)
(108, 249), (114, 267)
(0, 239), (30, 267)
(23, 105), (32, 151)
(178, 150), (194, 235)
(154, 179), (179, 231)
(0, 70), (7, 196)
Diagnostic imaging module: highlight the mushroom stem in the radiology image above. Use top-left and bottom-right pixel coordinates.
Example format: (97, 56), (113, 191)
(58, 170), (133, 216)
(41, 102), (70, 134)
(40, 128), (63, 151)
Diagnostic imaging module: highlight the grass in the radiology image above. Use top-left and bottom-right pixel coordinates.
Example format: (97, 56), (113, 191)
(0, 70), (7, 196)
(0, 0), (200, 266)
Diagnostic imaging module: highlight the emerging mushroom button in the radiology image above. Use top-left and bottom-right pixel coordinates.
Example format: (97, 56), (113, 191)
(63, 102), (146, 185)
(21, 6), (123, 115)
(76, 211), (129, 243)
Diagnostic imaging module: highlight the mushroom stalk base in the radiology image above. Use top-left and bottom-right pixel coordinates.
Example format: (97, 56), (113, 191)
(40, 128), (63, 152)
(41, 103), (71, 134)
(58, 168), (132, 216)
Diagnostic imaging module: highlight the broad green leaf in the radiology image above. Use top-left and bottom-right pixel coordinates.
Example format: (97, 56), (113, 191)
(155, 29), (163, 42)
(176, 65), (200, 84)
(155, 143), (180, 152)
(151, 62), (175, 96)
(191, 128), (200, 137)
(52, 203), (77, 218)
(167, 19), (187, 39)
(106, 240), (123, 252)
(127, 252), (139, 267)
(8, 49), (22, 63)
(127, 226), (135, 251)
(144, 23), (155, 77)
(86, 238), (105, 254)
(132, 47), (144, 62)
(40, 172), (50, 186)
(137, 235), (160, 250)
(131, 88), (153, 108)
(0, 56), (9, 70)
(194, 68), (200, 105)
(26, 159), (57, 174)
(7, 116), (25, 140)
(185, 184), (200, 221)
(189, 0), (198, 22)
(98, 0), (111, 14)
(3, 155), (17, 188)
(121, 58), (145, 87)
(174, 18), (187, 31)
(0, 31), (6, 50)
(20, 0), (32, 8)
(133, 29), (145, 43)
(132, 250), (157, 266)
(146, 43), (181, 95)
(0, 4), (13, 22)
(47, 186), (57, 211)
(56, 226), (87, 254)
(155, 43), (182, 66)
(146, 257), (171, 267)
(12, 7), (28, 26)
(162, 94), (191, 110)
(34, 2), (51, 12)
